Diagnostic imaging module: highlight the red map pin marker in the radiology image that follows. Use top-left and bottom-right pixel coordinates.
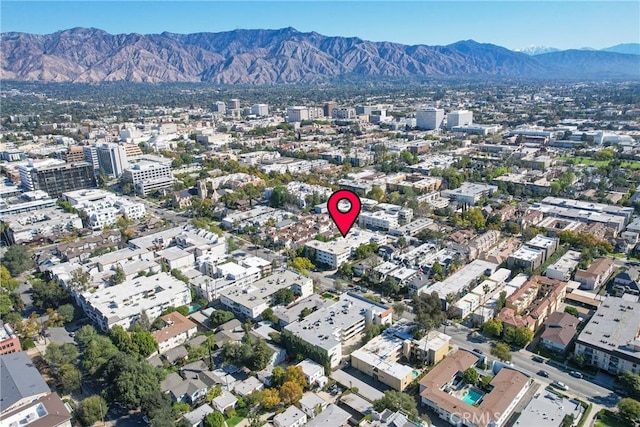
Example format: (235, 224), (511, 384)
(327, 189), (362, 238)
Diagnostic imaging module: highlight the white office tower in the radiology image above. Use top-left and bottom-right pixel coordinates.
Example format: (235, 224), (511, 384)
(96, 143), (128, 177)
(447, 110), (473, 128)
(227, 99), (241, 110)
(212, 101), (226, 114)
(251, 104), (269, 116)
(416, 107), (445, 130)
(287, 106), (310, 123)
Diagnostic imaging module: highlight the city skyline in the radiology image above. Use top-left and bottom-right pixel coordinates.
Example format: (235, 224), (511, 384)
(1, 1), (639, 51)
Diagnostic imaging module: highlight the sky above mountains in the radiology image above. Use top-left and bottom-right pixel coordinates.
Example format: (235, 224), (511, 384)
(1, 1), (638, 50)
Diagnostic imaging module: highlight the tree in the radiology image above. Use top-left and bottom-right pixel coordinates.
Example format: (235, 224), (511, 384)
(512, 326), (534, 347)
(273, 288), (295, 305)
(206, 386), (223, 403)
(141, 391), (173, 424)
(131, 331), (159, 357)
(32, 279), (70, 310)
(45, 308), (66, 328)
(82, 334), (119, 375)
(14, 312), (40, 338)
(2, 245), (34, 276)
(367, 186), (385, 202)
(204, 411), (226, 427)
(564, 306), (579, 317)
(102, 353), (163, 409)
(279, 381), (303, 405)
(210, 310), (235, 328)
(291, 257), (314, 275)
(373, 391), (418, 420)
(112, 266), (126, 285)
(496, 291), (507, 311)
(247, 339), (274, 371)
(491, 343), (512, 362)
(412, 292), (446, 331)
(380, 277), (400, 296)
(286, 365), (308, 388)
(482, 319), (503, 338)
(269, 186), (288, 208)
(69, 268), (91, 292)
(259, 388), (281, 409)
(271, 366), (287, 388)
(58, 304), (76, 323)
(392, 302), (405, 317)
(172, 402), (191, 418)
(462, 368), (479, 385)
(77, 396), (108, 426)
(618, 398), (640, 424)
(59, 363), (82, 393)
(431, 261), (444, 280)
(0, 266), (19, 291)
(45, 342), (79, 369)
(261, 307), (277, 323)
(619, 371), (640, 399)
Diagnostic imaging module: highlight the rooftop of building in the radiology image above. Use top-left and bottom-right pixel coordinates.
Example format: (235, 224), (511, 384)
(576, 296), (640, 357)
(152, 312), (197, 344)
(219, 269), (310, 310)
(285, 294), (391, 352)
(0, 352), (51, 411)
(274, 406), (306, 426)
(0, 392), (71, 427)
(81, 273), (190, 323)
(541, 311), (579, 347)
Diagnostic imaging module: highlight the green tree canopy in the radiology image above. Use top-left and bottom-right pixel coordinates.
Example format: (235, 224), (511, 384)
(491, 342), (512, 362)
(619, 371), (640, 399)
(373, 390), (418, 420)
(77, 396), (108, 426)
(618, 398), (640, 424)
(462, 368), (479, 384)
(210, 310), (236, 328)
(482, 319), (503, 338)
(102, 352), (163, 408)
(204, 411), (226, 427)
(2, 245), (34, 276)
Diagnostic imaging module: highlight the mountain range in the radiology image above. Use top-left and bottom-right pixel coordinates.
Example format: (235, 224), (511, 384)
(516, 43), (640, 56)
(1, 27), (638, 84)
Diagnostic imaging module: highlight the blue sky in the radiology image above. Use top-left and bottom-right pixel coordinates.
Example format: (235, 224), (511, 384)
(1, 1), (638, 50)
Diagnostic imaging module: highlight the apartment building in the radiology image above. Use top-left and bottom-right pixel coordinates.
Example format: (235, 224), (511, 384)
(285, 294), (393, 368)
(122, 159), (174, 197)
(419, 350), (530, 427)
(441, 182), (498, 206)
(575, 257), (616, 290)
(152, 312), (198, 354)
(76, 273), (191, 331)
(305, 228), (386, 269)
(2, 207), (83, 244)
(574, 296), (640, 375)
(0, 323), (21, 355)
(218, 269), (313, 319)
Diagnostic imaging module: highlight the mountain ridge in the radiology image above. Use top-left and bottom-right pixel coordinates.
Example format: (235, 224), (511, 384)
(2, 28), (639, 84)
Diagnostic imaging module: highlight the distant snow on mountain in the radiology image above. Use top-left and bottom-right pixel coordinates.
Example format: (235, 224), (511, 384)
(515, 45), (560, 56)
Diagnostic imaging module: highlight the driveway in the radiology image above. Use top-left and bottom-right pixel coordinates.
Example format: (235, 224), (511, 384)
(331, 369), (385, 402)
(46, 327), (76, 345)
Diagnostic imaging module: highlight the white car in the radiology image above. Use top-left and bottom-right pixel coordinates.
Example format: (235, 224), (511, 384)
(552, 381), (569, 391)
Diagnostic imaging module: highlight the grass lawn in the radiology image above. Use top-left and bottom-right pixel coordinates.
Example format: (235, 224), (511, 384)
(322, 292), (338, 301)
(227, 415), (244, 427)
(594, 410), (620, 427)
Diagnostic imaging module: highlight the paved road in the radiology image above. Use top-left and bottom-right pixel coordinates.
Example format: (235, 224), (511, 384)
(443, 322), (619, 408)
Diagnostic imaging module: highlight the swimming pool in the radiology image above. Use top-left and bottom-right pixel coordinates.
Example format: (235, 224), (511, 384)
(462, 389), (484, 405)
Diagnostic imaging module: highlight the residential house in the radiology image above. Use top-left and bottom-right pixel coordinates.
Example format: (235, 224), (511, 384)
(539, 311), (579, 353)
(574, 257), (616, 290)
(211, 390), (238, 413)
(274, 406), (307, 427)
(182, 404), (215, 427)
(152, 312), (198, 354)
(299, 392), (328, 419)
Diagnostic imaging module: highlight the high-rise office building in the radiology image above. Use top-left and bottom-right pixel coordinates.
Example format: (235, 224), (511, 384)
(323, 101), (337, 118)
(251, 104), (269, 116)
(447, 110), (473, 128)
(287, 106), (310, 123)
(227, 99), (241, 110)
(416, 107), (445, 130)
(212, 101), (226, 114)
(96, 143), (128, 177)
(20, 162), (96, 198)
(83, 145), (100, 172)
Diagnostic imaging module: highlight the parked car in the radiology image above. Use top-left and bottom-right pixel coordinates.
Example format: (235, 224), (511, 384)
(570, 371), (584, 379)
(472, 348), (484, 355)
(533, 356), (545, 363)
(538, 370), (550, 378)
(552, 381), (569, 391)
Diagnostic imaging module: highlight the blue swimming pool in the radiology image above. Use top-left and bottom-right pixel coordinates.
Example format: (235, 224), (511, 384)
(462, 389), (484, 405)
